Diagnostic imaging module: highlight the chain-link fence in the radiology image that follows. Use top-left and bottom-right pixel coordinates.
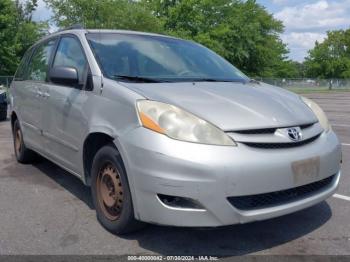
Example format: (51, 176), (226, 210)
(257, 78), (350, 91)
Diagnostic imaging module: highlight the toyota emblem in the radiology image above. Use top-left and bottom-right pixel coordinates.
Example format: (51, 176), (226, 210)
(287, 128), (302, 141)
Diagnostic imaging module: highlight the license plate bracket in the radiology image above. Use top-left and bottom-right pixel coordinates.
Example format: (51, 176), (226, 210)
(292, 156), (320, 185)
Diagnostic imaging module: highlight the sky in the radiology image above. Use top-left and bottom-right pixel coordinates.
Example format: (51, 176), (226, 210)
(32, 0), (350, 62)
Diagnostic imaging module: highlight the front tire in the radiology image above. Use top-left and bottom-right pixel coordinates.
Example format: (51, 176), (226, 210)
(13, 119), (37, 163)
(91, 144), (144, 234)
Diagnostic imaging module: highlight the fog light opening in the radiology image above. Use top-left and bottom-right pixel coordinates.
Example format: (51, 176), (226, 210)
(157, 194), (205, 210)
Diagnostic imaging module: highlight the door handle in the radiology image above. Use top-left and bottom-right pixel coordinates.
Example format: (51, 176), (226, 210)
(43, 92), (50, 98)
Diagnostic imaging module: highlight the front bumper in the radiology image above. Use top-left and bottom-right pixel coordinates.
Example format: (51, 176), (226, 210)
(117, 128), (342, 227)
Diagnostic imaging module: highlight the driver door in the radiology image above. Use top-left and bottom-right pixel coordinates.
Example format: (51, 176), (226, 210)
(43, 35), (89, 175)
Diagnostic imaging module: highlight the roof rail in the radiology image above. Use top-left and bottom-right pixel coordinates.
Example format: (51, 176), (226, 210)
(59, 24), (85, 32)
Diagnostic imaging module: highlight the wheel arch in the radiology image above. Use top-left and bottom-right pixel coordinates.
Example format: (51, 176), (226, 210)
(83, 131), (115, 186)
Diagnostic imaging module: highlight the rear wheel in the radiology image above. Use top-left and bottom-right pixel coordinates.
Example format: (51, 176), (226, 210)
(91, 144), (144, 234)
(13, 119), (37, 163)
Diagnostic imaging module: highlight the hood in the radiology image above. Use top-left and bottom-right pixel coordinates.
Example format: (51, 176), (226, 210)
(120, 81), (317, 131)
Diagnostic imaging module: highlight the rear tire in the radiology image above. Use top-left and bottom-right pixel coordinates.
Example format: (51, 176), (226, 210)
(13, 119), (37, 163)
(91, 143), (145, 234)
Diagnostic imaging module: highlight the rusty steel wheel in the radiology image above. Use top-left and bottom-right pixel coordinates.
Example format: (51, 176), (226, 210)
(91, 144), (144, 234)
(14, 127), (22, 157)
(96, 163), (124, 221)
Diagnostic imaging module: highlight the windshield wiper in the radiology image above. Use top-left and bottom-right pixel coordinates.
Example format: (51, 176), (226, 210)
(112, 75), (163, 83)
(184, 78), (246, 83)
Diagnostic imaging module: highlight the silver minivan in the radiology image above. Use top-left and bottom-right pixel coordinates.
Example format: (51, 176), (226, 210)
(10, 28), (342, 234)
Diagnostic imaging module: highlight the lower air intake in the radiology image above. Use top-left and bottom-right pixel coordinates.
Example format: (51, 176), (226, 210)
(227, 175), (335, 211)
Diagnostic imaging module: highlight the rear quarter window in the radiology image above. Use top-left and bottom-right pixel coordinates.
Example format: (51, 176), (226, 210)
(14, 48), (34, 81)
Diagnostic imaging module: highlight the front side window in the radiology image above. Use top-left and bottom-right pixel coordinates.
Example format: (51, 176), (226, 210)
(86, 33), (249, 83)
(53, 36), (87, 82)
(28, 39), (56, 82)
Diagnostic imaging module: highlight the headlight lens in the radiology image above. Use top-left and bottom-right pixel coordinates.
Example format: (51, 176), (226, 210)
(136, 100), (236, 146)
(301, 96), (331, 132)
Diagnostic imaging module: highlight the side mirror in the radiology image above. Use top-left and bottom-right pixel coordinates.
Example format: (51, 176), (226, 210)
(49, 66), (79, 86)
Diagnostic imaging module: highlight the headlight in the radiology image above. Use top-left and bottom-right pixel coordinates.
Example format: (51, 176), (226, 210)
(136, 100), (236, 146)
(301, 96), (331, 132)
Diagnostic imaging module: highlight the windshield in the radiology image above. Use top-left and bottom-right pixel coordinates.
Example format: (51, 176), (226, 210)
(86, 33), (249, 83)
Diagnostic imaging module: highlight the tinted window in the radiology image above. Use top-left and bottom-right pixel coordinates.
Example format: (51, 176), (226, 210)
(53, 37), (87, 82)
(86, 33), (248, 82)
(28, 39), (56, 82)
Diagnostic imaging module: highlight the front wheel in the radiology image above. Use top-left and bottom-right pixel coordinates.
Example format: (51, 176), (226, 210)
(91, 144), (144, 234)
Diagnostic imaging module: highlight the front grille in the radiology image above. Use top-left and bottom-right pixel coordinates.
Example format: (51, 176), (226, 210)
(300, 123), (316, 129)
(234, 128), (276, 135)
(232, 122), (316, 135)
(242, 134), (320, 149)
(227, 175), (335, 211)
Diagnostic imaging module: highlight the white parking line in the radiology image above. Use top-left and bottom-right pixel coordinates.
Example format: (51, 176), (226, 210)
(333, 194), (350, 202)
(332, 124), (350, 127)
(342, 143), (350, 146)
(329, 115), (350, 117)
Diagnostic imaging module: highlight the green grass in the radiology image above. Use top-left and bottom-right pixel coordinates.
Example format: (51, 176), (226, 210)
(286, 87), (350, 94)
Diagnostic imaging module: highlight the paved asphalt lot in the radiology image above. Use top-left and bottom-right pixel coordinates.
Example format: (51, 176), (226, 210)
(0, 92), (349, 256)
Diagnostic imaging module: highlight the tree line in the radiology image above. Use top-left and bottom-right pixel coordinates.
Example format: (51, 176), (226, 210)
(1, 0), (349, 79)
(0, 0), (47, 75)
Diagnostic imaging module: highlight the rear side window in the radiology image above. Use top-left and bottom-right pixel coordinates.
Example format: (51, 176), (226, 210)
(53, 37), (87, 82)
(28, 39), (56, 82)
